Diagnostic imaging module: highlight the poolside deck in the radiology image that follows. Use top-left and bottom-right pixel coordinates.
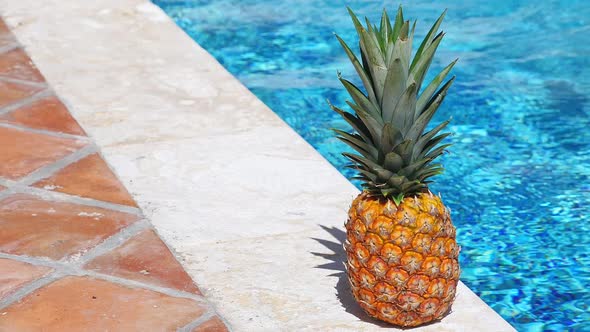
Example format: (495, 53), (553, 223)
(0, 18), (228, 331)
(0, 0), (514, 330)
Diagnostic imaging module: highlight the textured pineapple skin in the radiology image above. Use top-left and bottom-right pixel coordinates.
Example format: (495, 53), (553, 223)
(344, 192), (460, 327)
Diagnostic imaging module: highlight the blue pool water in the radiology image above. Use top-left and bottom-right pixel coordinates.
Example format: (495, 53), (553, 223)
(153, 1), (590, 330)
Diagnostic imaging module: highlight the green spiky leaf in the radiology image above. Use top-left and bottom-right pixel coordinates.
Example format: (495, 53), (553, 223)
(330, 6), (457, 200)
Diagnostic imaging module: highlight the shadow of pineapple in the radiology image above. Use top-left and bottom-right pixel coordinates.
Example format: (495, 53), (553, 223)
(312, 225), (391, 327)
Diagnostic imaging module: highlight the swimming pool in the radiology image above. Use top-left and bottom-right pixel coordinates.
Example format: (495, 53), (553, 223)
(152, 0), (590, 330)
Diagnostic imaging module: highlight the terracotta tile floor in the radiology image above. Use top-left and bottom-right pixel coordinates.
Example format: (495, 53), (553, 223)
(0, 19), (229, 331)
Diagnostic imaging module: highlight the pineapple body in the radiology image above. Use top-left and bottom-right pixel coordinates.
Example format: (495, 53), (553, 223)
(333, 5), (460, 326)
(345, 192), (460, 327)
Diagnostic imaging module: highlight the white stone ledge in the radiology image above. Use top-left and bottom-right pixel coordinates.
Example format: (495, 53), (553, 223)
(0, 0), (515, 330)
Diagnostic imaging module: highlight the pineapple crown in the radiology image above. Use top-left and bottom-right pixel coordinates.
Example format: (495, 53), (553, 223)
(330, 6), (457, 204)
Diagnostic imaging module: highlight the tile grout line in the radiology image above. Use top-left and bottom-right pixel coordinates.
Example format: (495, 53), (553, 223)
(86, 271), (210, 304)
(0, 252), (71, 270)
(10, 185), (143, 215)
(0, 88), (51, 115)
(0, 178), (17, 187)
(0, 75), (48, 88)
(0, 188), (14, 201)
(216, 313), (234, 332)
(0, 271), (65, 310)
(0, 252), (210, 306)
(0, 122), (90, 141)
(18, 144), (96, 186)
(70, 218), (151, 265)
(0, 42), (18, 54)
(177, 310), (215, 332)
(180, 289), (235, 332)
(150, 226), (203, 283)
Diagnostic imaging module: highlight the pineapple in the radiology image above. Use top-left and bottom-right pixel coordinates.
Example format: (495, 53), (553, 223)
(331, 6), (460, 327)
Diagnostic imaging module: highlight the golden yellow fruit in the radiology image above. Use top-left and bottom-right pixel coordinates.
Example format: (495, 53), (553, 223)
(344, 191), (460, 327)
